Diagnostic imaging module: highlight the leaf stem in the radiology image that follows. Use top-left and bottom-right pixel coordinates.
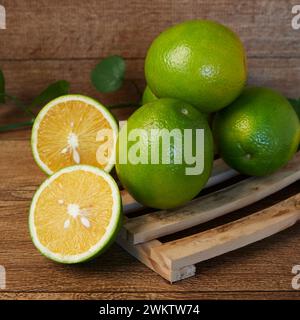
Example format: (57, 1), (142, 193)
(131, 80), (142, 98)
(1, 93), (36, 117)
(108, 102), (140, 109)
(0, 119), (34, 132)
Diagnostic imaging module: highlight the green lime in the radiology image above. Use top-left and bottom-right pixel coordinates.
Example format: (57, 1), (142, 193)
(145, 20), (247, 113)
(213, 87), (300, 176)
(142, 86), (158, 104)
(116, 98), (213, 209)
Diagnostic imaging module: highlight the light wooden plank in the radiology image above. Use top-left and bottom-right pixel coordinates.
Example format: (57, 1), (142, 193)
(116, 234), (196, 282)
(153, 193), (300, 271)
(123, 152), (300, 244)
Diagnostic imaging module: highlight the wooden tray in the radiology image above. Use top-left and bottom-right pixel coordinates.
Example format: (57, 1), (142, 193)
(116, 152), (300, 282)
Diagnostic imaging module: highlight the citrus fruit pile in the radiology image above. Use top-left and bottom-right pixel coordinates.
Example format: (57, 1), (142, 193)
(118, 19), (299, 209)
(29, 19), (300, 264)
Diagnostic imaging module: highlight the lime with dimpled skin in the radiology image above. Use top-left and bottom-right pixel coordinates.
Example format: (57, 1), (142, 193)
(145, 20), (247, 113)
(116, 98), (214, 209)
(213, 87), (300, 176)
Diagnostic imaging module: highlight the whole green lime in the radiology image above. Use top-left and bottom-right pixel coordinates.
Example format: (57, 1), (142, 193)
(145, 20), (247, 113)
(116, 98), (213, 209)
(213, 87), (300, 176)
(142, 86), (158, 104)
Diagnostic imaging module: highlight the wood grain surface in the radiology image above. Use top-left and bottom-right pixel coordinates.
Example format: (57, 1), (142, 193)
(0, 0), (300, 300)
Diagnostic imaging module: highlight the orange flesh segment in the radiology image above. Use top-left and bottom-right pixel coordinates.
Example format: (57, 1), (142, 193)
(37, 100), (112, 172)
(34, 170), (113, 256)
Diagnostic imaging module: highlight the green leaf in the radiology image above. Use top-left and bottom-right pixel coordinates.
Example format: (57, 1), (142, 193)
(288, 98), (300, 107)
(288, 98), (300, 120)
(29, 80), (70, 109)
(91, 55), (125, 93)
(108, 102), (140, 109)
(4, 94), (35, 117)
(0, 69), (5, 103)
(0, 119), (34, 132)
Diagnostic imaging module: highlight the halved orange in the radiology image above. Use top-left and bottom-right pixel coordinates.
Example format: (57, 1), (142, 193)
(29, 165), (121, 263)
(31, 95), (118, 175)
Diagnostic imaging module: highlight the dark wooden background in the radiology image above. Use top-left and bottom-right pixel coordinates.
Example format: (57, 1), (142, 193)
(0, 0), (300, 299)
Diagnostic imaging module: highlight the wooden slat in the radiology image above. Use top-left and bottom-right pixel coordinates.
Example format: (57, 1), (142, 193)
(116, 234), (196, 282)
(152, 193), (300, 272)
(204, 158), (237, 189)
(116, 235), (194, 282)
(0, 0), (299, 59)
(121, 190), (142, 213)
(123, 152), (300, 244)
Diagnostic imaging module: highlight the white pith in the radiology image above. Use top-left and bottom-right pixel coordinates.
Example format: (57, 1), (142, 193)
(60, 132), (81, 164)
(63, 203), (91, 229)
(67, 203), (80, 218)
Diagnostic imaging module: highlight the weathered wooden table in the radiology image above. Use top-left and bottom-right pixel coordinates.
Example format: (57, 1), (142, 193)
(0, 0), (299, 299)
